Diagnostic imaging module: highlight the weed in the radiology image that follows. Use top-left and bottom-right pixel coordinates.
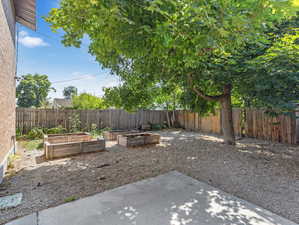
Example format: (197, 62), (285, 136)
(46, 125), (67, 134)
(7, 154), (21, 169)
(22, 139), (43, 151)
(69, 113), (81, 133)
(64, 196), (77, 203)
(27, 128), (44, 140)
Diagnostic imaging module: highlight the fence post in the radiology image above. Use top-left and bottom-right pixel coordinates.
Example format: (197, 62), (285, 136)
(296, 106), (299, 144)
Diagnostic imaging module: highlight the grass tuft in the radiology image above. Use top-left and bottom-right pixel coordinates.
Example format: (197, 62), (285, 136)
(22, 139), (43, 151)
(64, 196), (77, 203)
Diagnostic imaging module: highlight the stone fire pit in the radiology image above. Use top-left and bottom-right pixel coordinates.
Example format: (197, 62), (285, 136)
(117, 133), (160, 147)
(44, 133), (105, 160)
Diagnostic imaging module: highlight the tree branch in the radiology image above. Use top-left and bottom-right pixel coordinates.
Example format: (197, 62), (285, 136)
(187, 74), (224, 101)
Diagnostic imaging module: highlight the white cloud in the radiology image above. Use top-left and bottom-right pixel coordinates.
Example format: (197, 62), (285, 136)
(19, 31), (49, 48)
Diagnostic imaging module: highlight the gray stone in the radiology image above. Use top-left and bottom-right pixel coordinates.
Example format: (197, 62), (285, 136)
(0, 193), (23, 210)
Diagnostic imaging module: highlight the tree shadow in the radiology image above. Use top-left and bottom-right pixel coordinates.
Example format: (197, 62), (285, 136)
(0, 130), (298, 224)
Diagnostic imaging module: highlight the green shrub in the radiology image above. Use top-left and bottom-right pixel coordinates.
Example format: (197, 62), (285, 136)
(47, 125), (67, 134)
(16, 128), (22, 137)
(151, 124), (162, 130)
(7, 154), (21, 169)
(22, 139), (43, 151)
(16, 128), (24, 140)
(90, 123), (98, 138)
(69, 113), (81, 133)
(27, 128), (44, 140)
(64, 196), (77, 203)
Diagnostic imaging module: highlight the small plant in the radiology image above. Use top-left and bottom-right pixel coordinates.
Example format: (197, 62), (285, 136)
(47, 125), (67, 134)
(69, 113), (81, 133)
(22, 140), (43, 151)
(27, 128), (44, 140)
(16, 128), (23, 140)
(151, 123), (162, 130)
(7, 154), (21, 169)
(64, 196), (77, 203)
(90, 123), (99, 138)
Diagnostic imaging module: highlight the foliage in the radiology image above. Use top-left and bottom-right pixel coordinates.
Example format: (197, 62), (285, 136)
(69, 113), (81, 132)
(64, 196), (77, 203)
(16, 128), (23, 140)
(63, 86), (78, 99)
(22, 140), (43, 151)
(46, 125), (67, 134)
(27, 128), (44, 140)
(46, 0), (298, 111)
(89, 124), (111, 138)
(40, 98), (52, 109)
(90, 123), (99, 138)
(103, 83), (157, 111)
(90, 123), (97, 137)
(7, 154), (21, 169)
(240, 27), (299, 110)
(104, 80), (184, 112)
(150, 124), (162, 130)
(46, 0), (298, 143)
(72, 93), (107, 109)
(16, 74), (54, 108)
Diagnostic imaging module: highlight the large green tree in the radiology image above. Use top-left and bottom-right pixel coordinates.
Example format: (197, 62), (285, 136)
(63, 86), (78, 99)
(16, 74), (54, 108)
(46, 0), (298, 144)
(72, 93), (107, 109)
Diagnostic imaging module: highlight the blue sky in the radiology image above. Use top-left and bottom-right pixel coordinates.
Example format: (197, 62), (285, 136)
(17, 0), (119, 99)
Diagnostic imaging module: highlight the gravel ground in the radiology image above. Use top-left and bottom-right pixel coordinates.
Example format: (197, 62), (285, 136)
(0, 130), (298, 224)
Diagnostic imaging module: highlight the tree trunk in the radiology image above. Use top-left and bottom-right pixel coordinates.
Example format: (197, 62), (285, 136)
(188, 74), (236, 145)
(220, 94), (236, 145)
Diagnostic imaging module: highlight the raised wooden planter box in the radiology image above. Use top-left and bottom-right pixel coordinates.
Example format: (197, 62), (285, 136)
(103, 130), (139, 141)
(117, 133), (160, 147)
(44, 133), (105, 160)
(44, 132), (92, 144)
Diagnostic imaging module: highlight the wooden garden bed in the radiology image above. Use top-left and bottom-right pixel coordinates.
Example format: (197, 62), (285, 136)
(44, 132), (92, 144)
(103, 130), (139, 141)
(117, 133), (160, 147)
(44, 133), (105, 160)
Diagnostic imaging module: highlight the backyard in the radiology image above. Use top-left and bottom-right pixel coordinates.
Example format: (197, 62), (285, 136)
(1, 130), (298, 224)
(0, 0), (298, 224)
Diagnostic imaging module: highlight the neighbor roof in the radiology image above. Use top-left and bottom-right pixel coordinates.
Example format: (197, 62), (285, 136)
(53, 98), (73, 108)
(14, 0), (36, 30)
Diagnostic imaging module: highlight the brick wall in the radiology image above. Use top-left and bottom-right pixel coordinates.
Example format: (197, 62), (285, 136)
(0, 0), (16, 183)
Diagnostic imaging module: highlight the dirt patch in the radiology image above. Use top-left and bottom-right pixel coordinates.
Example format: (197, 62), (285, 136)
(0, 130), (298, 224)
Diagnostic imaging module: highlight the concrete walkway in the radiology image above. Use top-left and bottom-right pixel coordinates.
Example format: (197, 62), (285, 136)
(6, 171), (298, 225)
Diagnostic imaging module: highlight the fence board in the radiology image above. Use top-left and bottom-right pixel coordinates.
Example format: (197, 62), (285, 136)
(17, 108), (167, 133)
(16, 108), (298, 144)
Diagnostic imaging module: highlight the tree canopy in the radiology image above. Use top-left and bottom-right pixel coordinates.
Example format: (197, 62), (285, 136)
(46, 0), (299, 144)
(72, 93), (107, 109)
(16, 74), (54, 108)
(63, 86), (78, 99)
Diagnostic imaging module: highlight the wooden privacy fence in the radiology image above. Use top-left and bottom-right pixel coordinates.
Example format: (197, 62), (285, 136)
(16, 108), (298, 144)
(175, 109), (242, 136)
(175, 109), (298, 144)
(16, 108), (168, 133)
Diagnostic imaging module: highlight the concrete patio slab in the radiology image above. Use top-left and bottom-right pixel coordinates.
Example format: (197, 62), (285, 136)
(6, 214), (37, 225)
(5, 171), (298, 225)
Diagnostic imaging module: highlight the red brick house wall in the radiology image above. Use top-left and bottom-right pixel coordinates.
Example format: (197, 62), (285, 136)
(0, 0), (16, 183)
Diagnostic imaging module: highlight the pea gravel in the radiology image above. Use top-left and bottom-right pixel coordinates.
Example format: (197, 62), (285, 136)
(0, 130), (298, 224)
